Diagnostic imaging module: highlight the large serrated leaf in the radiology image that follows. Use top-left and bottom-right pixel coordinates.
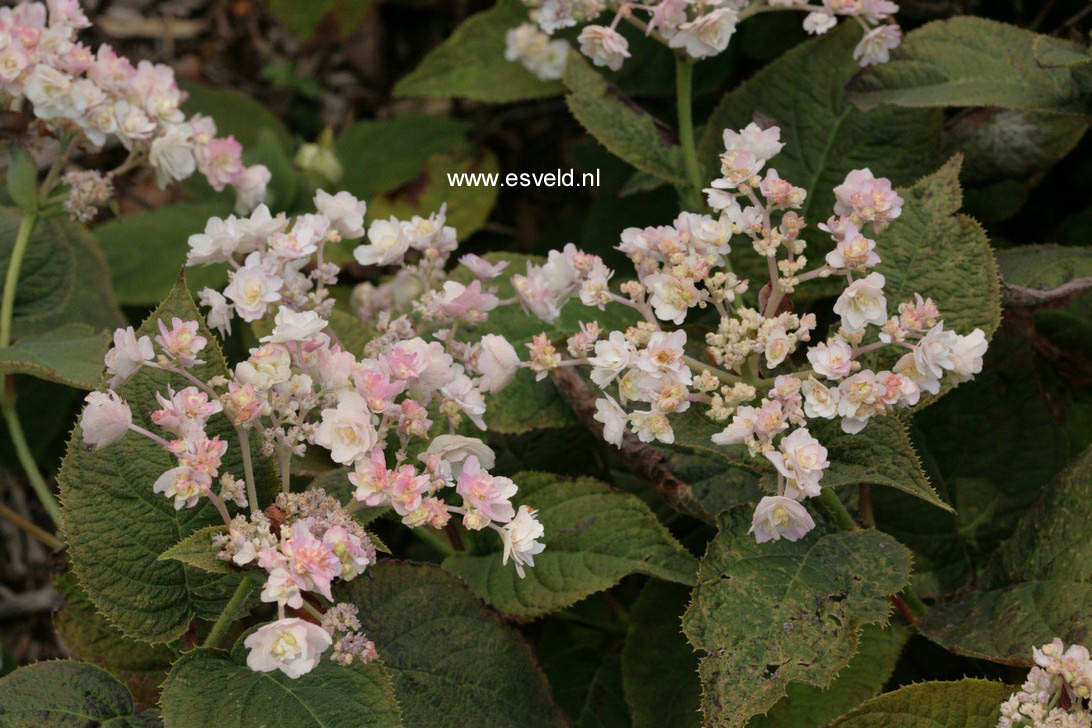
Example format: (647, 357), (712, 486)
(58, 273), (275, 644)
(697, 24), (943, 294)
(158, 526), (236, 575)
(563, 52), (688, 186)
(159, 640), (402, 728)
(920, 446), (1092, 665)
(0, 659), (162, 727)
(52, 573), (176, 707)
(622, 580), (701, 728)
(812, 416), (950, 512)
(996, 244), (1092, 305)
(682, 507), (912, 728)
(827, 678), (1010, 728)
(334, 114), (472, 202)
(442, 471), (698, 618)
(394, 0), (564, 103)
(869, 156), (1001, 398)
(97, 201), (234, 307)
(750, 623), (910, 728)
(0, 207), (125, 341)
(0, 323), (108, 390)
(848, 17), (1092, 115)
(335, 561), (568, 728)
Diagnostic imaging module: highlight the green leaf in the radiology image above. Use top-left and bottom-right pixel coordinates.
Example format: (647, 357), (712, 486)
(0, 207), (125, 341)
(869, 156), (1002, 396)
(245, 126), (301, 213)
(536, 610), (632, 728)
(698, 23), (943, 292)
(0, 323), (107, 390)
(920, 446), (1092, 665)
(158, 526), (237, 574)
(563, 52), (687, 186)
(622, 581), (701, 728)
(0, 659), (161, 727)
(58, 273), (275, 643)
(334, 114), (472, 201)
(749, 623), (910, 728)
(943, 110), (1087, 185)
(812, 416), (950, 512)
(367, 149), (500, 242)
(326, 309), (377, 359)
(394, 0), (564, 103)
(267, 0), (375, 41)
(52, 572), (176, 706)
(6, 146), (38, 213)
(827, 678), (1010, 728)
(681, 507), (912, 728)
(848, 17), (1092, 115)
(97, 201), (234, 306)
(996, 244), (1092, 305)
(443, 471), (698, 618)
(159, 640), (402, 728)
(181, 82), (292, 152)
(335, 561), (568, 728)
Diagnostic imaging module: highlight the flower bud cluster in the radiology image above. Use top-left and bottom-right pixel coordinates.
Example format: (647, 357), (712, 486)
(505, 0), (901, 75)
(0, 0), (269, 218)
(997, 639), (1092, 728)
(514, 123), (987, 544)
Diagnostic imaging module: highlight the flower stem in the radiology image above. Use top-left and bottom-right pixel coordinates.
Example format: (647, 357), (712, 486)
(858, 483), (875, 528)
(817, 487), (858, 532)
(237, 427), (259, 514)
(1, 210), (37, 349)
(203, 574), (256, 649)
(681, 354), (742, 384)
(0, 208), (62, 529)
(675, 55), (704, 210)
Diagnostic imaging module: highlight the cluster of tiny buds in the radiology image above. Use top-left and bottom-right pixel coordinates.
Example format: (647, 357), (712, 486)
(997, 639), (1092, 728)
(501, 122), (987, 545)
(0, 0), (269, 218)
(505, 0), (902, 82)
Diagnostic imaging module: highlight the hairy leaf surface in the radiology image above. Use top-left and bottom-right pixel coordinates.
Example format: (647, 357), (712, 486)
(58, 274), (274, 643)
(335, 561), (567, 728)
(682, 508), (912, 727)
(443, 472), (698, 618)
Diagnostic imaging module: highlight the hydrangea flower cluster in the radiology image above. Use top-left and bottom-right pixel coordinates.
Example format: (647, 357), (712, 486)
(0, 0), (269, 220)
(76, 188), (551, 678)
(505, 0), (902, 80)
(504, 123), (986, 544)
(997, 639), (1092, 728)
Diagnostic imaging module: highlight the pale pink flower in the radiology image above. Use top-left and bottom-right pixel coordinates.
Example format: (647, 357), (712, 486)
(833, 169), (903, 231)
(224, 252), (283, 322)
(151, 386), (222, 438)
(578, 24), (630, 71)
(80, 390), (131, 449)
(764, 428), (829, 499)
(456, 456), (517, 523)
(806, 338), (854, 380)
(261, 306), (328, 344)
(475, 334), (520, 393)
(594, 395), (628, 447)
(314, 189), (366, 239)
(750, 495), (815, 543)
(281, 521), (341, 600)
(459, 253), (508, 280)
(155, 317), (207, 367)
(833, 272), (887, 333)
(438, 280), (499, 322)
(502, 505), (546, 578)
(104, 326), (154, 388)
(349, 449), (391, 506)
(314, 392), (378, 464)
(244, 618), (332, 679)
